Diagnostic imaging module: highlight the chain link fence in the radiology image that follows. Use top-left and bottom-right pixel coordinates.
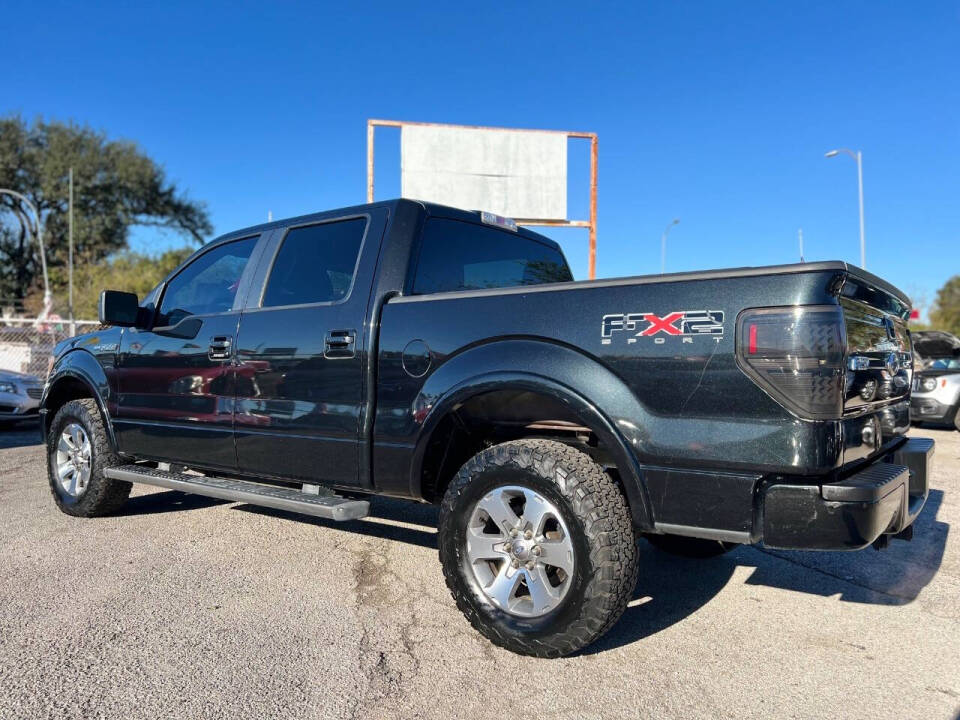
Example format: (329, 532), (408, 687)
(0, 318), (103, 378)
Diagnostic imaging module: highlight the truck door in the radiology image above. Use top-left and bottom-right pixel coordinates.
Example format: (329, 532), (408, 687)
(114, 235), (263, 469)
(233, 209), (387, 486)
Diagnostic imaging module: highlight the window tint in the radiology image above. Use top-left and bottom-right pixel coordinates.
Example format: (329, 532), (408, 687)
(263, 218), (367, 307)
(156, 236), (257, 326)
(412, 218), (573, 295)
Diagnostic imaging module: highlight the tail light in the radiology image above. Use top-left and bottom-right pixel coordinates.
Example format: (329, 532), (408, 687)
(736, 305), (846, 419)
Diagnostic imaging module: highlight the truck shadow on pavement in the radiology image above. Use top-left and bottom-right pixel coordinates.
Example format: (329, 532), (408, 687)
(117, 490), (231, 516)
(588, 488), (950, 654)
(741, 489), (949, 606)
(234, 495), (442, 549)
(125, 486), (949, 656)
(0, 422), (41, 450)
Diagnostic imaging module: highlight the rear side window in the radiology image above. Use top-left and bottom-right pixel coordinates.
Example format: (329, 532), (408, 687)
(263, 218), (367, 307)
(156, 236), (258, 326)
(412, 218), (572, 295)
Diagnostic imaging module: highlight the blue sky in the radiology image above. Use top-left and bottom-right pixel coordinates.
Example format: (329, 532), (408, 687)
(3, 1), (958, 309)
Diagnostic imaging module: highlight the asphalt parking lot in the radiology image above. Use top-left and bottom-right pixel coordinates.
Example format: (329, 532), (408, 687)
(0, 422), (957, 720)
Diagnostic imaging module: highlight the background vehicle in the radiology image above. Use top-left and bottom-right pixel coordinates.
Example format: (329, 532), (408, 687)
(40, 199), (933, 656)
(0, 369), (44, 428)
(911, 330), (960, 430)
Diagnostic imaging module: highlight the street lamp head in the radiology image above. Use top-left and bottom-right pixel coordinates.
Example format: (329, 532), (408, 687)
(671, 218), (680, 226)
(824, 150), (840, 158)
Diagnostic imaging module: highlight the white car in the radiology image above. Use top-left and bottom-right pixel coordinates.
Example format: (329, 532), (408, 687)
(0, 369), (44, 428)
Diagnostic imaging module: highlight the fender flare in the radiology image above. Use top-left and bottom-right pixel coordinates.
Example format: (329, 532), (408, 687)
(408, 339), (655, 529)
(42, 350), (119, 452)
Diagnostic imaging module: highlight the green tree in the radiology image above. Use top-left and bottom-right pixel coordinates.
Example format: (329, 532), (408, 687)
(53, 248), (196, 319)
(0, 115), (211, 308)
(930, 275), (960, 336)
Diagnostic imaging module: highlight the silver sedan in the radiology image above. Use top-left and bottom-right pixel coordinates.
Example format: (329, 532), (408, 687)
(0, 369), (44, 428)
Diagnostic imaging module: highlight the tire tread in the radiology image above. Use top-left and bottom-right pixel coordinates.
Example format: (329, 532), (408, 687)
(438, 439), (638, 657)
(47, 398), (131, 517)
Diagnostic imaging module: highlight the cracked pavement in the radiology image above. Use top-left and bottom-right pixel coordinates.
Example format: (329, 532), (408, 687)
(0, 424), (957, 719)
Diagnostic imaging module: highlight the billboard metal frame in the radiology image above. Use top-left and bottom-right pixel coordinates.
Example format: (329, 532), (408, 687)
(366, 119), (599, 279)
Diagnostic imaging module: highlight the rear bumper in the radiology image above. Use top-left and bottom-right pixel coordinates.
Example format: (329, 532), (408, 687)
(761, 437), (934, 550)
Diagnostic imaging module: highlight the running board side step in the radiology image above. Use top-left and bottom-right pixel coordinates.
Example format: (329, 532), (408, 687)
(104, 464), (369, 521)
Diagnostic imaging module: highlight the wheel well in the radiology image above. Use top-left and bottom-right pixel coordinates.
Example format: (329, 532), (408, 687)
(419, 389), (618, 503)
(44, 376), (98, 436)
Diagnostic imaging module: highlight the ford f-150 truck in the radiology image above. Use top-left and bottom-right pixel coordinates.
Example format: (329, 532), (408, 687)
(41, 199), (934, 657)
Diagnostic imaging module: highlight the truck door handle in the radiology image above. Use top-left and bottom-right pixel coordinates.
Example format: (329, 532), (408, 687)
(324, 330), (356, 359)
(208, 336), (232, 360)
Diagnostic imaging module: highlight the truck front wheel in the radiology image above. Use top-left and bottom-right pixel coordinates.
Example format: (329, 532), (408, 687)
(438, 439), (638, 657)
(47, 399), (131, 517)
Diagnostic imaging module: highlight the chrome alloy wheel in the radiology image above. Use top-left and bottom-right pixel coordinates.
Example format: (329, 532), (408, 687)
(55, 423), (92, 498)
(465, 485), (575, 618)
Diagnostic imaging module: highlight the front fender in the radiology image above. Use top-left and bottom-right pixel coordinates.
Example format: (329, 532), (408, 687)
(42, 349), (118, 450)
(410, 339), (656, 528)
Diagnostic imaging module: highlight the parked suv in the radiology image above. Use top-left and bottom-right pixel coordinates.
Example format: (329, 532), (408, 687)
(911, 330), (960, 430)
(41, 200), (934, 656)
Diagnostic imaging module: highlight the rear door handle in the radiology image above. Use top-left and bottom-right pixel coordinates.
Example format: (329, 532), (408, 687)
(324, 330), (356, 359)
(209, 336), (232, 360)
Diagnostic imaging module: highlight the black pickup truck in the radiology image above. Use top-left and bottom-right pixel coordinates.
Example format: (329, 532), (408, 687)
(42, 199), (934, 657)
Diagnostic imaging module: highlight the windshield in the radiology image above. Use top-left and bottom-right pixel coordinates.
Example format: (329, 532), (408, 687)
(926, 357), (960, 370)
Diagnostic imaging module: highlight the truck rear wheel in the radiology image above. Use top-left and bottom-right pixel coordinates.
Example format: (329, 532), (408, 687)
(438, 439), (638, 657)
(47, 399), (131, 517)
(645, 533), (738, 558)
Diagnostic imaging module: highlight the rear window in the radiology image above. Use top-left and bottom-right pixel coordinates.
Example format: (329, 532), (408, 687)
(411, 218), (572, 295)
(263, 218), (366, 307)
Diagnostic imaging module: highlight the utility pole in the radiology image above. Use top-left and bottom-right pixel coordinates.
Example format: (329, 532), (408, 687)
(825, 148), (866, 268)
(660, 218), (680, 274)
(69, 168), (74, 334)
(856, 151), (865, 268)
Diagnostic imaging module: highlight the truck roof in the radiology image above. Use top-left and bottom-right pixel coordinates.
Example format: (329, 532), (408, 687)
(214, 198), (563, 251)
(204, 200), (909, 309)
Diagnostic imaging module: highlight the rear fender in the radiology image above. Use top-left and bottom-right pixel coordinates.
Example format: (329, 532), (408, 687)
(410, 339), (655, 528)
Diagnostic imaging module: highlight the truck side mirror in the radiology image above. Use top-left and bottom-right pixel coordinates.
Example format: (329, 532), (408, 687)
(98, 290), (140, 327)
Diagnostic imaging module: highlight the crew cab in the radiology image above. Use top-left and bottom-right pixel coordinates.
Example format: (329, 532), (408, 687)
(41, 199), (934, 656)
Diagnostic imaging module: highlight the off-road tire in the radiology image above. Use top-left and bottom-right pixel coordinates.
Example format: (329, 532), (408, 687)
(645, 533), (738, 558)
(438, 439), (638, 658)
(47, 399), (131, 517)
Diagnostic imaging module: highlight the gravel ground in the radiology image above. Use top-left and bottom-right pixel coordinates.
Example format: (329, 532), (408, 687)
(0, 422), (957, 720)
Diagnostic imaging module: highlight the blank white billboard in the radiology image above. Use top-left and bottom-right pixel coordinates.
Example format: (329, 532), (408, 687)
(401, 126), (567, 220)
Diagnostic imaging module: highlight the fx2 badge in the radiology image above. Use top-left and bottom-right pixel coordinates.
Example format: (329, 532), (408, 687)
(601, 310), (724, 345)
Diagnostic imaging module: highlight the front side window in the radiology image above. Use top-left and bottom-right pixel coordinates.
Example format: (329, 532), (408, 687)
(262, 217), (367, 307)
(156, 236), (258, 326)
(412, 218), (573, 295)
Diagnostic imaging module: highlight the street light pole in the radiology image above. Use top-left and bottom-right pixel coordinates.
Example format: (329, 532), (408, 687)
(660, 218), (680, 274)
(0, 188), (51, 317)
(825, 148), (866, 269)
(69, 168), (75, 334)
